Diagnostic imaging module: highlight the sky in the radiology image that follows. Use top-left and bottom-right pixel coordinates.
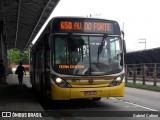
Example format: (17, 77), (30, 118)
(33, 0), (160, 52)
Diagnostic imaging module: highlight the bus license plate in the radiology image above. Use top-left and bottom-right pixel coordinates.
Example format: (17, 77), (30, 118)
(84, 91), (97, 95)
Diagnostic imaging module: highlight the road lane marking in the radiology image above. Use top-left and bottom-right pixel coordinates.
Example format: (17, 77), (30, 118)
(124, 101), (157, 111)
(110, 97), (158, 111)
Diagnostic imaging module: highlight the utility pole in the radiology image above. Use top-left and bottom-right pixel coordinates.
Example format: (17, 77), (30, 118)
(139, 38), (146, 50)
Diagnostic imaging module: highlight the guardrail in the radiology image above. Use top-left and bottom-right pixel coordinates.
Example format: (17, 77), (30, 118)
(125, 63), (160, 86)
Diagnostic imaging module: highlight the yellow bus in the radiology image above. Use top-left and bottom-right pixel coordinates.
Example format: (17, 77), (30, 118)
(30, 17), (125, 100)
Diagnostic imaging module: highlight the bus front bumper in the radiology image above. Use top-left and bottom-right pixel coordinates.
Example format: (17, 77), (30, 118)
(51, 83), (125, 100)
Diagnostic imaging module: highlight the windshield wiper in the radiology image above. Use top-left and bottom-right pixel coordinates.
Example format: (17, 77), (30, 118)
(97, 34), (107, 62)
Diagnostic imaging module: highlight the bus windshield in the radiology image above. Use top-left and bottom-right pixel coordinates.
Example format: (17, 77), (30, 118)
(52, 35), (123, 76)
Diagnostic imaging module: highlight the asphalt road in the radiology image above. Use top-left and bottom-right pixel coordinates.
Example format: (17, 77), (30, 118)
(118, 87), (160, 111)
(2, 74), (160, 120)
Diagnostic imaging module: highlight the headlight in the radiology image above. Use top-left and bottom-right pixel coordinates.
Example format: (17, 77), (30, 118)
(52, 77), (71, 88)
(109, 74), (124, 87)
(55, 78), (63, 83)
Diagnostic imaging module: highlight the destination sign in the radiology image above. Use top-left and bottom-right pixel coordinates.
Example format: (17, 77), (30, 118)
(58, 64), (85, 69)
(51, 18), (121, 35)
(60, 21), (112, 32)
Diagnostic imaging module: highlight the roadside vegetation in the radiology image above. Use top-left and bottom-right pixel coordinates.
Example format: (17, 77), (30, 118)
(125, 82), (160, 92)
(7, 49), (29, 64)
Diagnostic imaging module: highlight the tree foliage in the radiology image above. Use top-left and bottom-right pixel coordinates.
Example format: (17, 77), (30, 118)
(7, 49), (29, 64)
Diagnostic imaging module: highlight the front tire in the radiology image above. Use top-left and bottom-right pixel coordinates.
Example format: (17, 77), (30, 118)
(92, 97), (101, 101)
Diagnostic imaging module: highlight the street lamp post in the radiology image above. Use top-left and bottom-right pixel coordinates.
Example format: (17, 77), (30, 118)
(139, 38), (146, 50)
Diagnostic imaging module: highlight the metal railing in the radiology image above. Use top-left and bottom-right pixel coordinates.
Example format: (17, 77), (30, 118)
(125, 63), (160, 86)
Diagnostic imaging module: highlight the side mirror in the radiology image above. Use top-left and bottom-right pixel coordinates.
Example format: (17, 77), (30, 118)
(123, 39), (127, 53)
(121, 31), (126, 53)
(121, 31), (125, 39)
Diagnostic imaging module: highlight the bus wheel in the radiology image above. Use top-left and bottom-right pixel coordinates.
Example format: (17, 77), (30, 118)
(92, 97), (101, 101)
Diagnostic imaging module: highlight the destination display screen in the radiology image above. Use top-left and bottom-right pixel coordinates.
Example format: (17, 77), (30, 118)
(51, 18), (121, 35)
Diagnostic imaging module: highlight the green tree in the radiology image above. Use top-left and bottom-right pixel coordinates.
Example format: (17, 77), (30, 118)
(19, 50), (30, 64)
(8, 49), (29, 64)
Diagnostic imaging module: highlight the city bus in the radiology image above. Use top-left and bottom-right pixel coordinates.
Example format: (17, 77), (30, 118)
(30, 17), (125, 100)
